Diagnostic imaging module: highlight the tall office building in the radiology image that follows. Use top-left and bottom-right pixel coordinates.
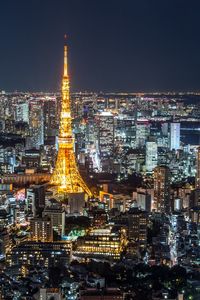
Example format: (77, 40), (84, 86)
(43, 99), (58, 137)
(154, 166), (171, 213)
(98, 112), (114, 156)
(30, 218), (53, 242)
(136, 120), (150, 148)
(161, 123), (168, 136)
(15, 103), (29, 124)
(0, 146), (16, 173)
(43, 204), (65, 237)
(29, 102), (44, 149)
(195, 146), (200, 189)
(97, 111), (114, 172)
(133, 188), (152, 212)
(146, 141), (158, 172)
(26, 184), (46, 217)
(127, 207), (148, 255)
(170, 123), (180, 150)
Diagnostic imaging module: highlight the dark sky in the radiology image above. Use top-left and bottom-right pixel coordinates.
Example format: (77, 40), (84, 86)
(1, 0), (200, 92)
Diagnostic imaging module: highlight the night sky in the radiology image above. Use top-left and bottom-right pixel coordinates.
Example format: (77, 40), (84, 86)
(1, 0), (200, 92)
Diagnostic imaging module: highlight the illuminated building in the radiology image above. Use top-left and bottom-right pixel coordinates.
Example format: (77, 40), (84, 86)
(161, 122), (168, 136)
(22, 149), (41, 168)
(170, 122), (180, 151)
(88, 207), (108, 227)
(99, 191), (133, 213)
(115, 116), (135, 148)
(30, 217), (53, 242)
(190, 207), (200, 224)
(26, 184), (46, 217)
(15, 103), (29, 124)
(84, 116), (98, 151)
(174, 198), (183, 211)
(50, 39), (91, 196)
(74, 227), (126, 261)
(7, 241), (72, 269)
(174, 186), (191, 208)
(0, 146), (16, 173)
(146, 141), (158, 172)
(0, 228), (10, 256)
(14, 206), (26, 225)
(195, 146), (200, 189)
(61, 279), (79, 300)
(99, 190), (113, 211)
(136, 120), (150, 147)
(2, 172), (50, 186)
(127, 207), (148, 255)
(154, 166), (171, 213)
(133, 188), (152, 212)
(112, 194), (132, 212)
(43, 204), (65, 237)
(157, 136), (169, 148)
(126, 148), (145, 173)
(29, 101), (44, 149)
(97, 111), (114, 172)
(43, 99), (58, 137)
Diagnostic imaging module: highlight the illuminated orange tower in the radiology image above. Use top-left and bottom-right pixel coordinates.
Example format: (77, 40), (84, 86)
(50, 39), (92, 196)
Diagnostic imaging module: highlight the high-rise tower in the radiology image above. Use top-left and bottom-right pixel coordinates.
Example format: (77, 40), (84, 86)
(50, 39), (92, 196)
(153, 166), (171, 213)
(195, 146), (200, 189)
(170, 123), (180, 151)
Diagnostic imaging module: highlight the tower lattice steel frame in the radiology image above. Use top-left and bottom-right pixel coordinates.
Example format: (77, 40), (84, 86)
(50, 40), (92, 196)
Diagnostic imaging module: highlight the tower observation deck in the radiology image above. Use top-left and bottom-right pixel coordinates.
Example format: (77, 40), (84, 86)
(50, 39), (92, 197)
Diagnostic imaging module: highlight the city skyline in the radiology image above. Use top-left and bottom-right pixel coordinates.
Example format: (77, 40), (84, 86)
(0, 2), (200, 299)
(1, 0), (200, 92)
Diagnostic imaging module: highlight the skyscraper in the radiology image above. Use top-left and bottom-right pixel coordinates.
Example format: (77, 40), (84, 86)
(15, 103), (29, 124)
(127, 207), (148, 255)
(146, 141), (158, 172)
(50, 39), (91, 196)
(30, 218), (53, 242)
(29, 102), (44, 149)
(195, 146), (200, 189)
(43, 99), (58, 137)
(170, 123), (180, 151)
(136, 120), (150, 148)
(98, 111), (114, 172)
(154, 166), (171, 213)
(26, 184), (46, 217)
(43, 204), (65, 237)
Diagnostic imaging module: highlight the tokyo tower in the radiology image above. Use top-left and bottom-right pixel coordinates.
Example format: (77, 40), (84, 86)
(50, 39), (92, 196)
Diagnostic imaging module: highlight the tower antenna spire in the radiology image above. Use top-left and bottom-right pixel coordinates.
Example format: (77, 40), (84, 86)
(64, 34), (68, 77)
